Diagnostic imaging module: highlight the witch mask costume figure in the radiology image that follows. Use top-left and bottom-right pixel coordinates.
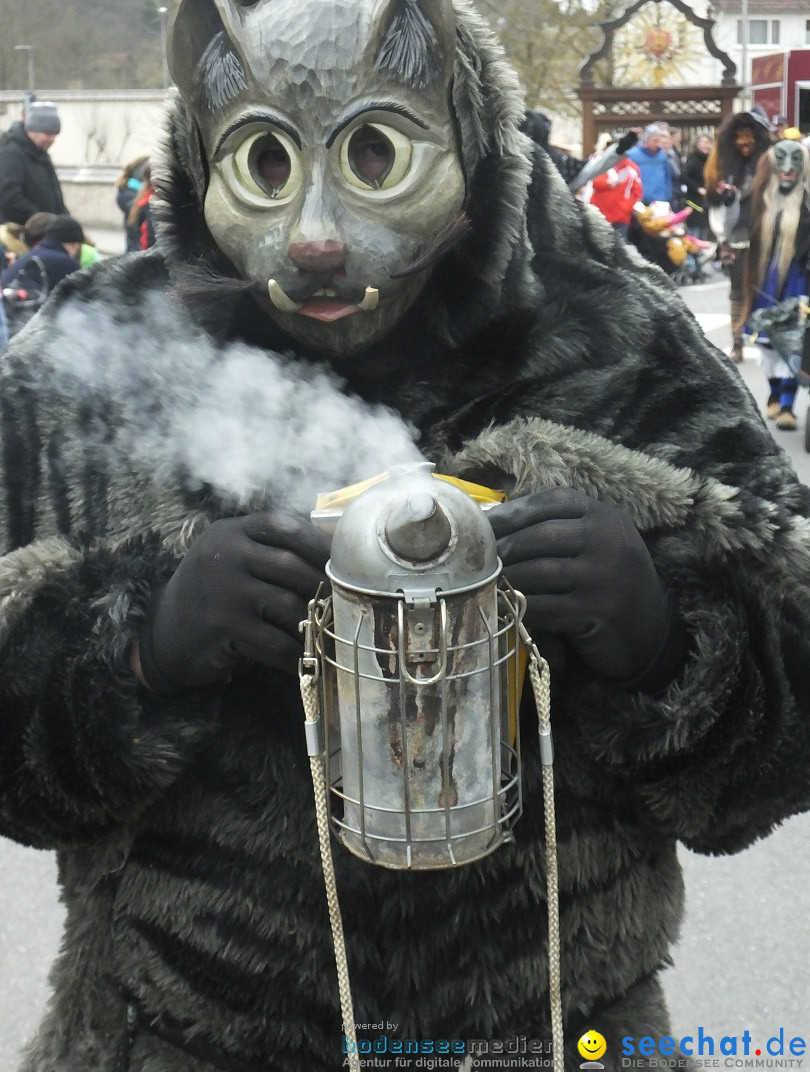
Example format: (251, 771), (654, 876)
(3, 2), (810, 1071)
(744, 139), (810, 430)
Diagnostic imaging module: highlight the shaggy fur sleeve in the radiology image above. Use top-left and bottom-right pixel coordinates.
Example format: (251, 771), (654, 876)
(0, 306), (220, 850)
(580, 518), (810, 855)
(0, 533), (220, 849)
(443, 416), (810, 855)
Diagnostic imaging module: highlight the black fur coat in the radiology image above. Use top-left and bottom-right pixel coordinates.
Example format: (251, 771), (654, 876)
(2, 10), (810, 1072)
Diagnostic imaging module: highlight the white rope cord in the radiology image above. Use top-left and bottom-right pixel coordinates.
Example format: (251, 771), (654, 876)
(526, 642), (565, 1072)
(299, 670), (362, 1072)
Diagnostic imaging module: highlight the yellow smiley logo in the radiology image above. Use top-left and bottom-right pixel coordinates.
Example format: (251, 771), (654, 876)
(577, 1031), (607, 1061)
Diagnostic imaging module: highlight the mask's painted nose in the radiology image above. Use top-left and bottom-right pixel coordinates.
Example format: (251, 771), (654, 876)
(288, 240), (346, 274)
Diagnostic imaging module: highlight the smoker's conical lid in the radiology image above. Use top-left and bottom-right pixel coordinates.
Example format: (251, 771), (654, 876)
(327, 463), (499, 596)
(384, 492), (452, 562)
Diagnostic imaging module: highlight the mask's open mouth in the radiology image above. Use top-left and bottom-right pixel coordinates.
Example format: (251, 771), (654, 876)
(268, 280), (379, 320)
(299, 297), (361, 322)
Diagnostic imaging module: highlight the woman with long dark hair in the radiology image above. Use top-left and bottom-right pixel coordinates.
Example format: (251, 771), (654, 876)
(704, 110), (772, 362)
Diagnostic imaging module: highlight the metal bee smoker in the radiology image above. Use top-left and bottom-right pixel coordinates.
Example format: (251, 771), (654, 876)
(302, 462), (526, 870)
(298, 463), (562, 1072)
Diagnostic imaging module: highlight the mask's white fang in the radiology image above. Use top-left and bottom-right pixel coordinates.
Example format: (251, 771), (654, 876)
(268, 279), (303, 313)
(358, 287), (380, 312)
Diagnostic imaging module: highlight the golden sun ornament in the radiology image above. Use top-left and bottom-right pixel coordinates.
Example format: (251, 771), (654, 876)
(615, 6), (702, 87)
(645, 27), (674, 62)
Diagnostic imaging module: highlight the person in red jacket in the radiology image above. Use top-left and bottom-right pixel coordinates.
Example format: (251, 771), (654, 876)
(127, 163), (156, 251)
(590, 155), (642, 240)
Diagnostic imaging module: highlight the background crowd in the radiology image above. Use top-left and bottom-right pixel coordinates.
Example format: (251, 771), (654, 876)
(1, 96), (808, 431)
(0, 98), (156, 348)
(548, 108), (810, 433)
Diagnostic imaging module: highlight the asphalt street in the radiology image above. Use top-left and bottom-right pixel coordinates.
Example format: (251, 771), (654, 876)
(662, 276), (810, 1048)
(0, 271), (808, 1068)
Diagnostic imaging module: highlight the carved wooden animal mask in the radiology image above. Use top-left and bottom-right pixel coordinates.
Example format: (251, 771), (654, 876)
(168, 0), (466, 358)
(773, 140), (806, 194)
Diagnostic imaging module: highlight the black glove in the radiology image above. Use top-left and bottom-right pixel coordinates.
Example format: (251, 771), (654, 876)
(721, 186), (737, 207)
(137, 512), (330, 692)
(489, 487), (685, 687)
(616, 130), (638, 155)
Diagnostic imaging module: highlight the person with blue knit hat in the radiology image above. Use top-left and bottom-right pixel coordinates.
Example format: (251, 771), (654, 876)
(0, 101), (67, 226)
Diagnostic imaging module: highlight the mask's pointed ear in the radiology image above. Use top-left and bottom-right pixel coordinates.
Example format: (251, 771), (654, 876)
(374, 0), (456, 89)
(168, 0), (249, 115)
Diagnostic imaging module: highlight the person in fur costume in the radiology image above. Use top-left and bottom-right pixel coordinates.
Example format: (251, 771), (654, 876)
(2, 2), (810, 1071)
(705, 109), (773, 361)
(744, 139), (810, 430)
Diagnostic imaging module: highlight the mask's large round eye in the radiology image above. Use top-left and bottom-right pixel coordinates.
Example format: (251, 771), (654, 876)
(230, 129), (302, 201)
(340, 123), (412, 191)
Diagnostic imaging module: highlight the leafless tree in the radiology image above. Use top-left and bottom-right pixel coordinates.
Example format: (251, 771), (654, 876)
(0, 0), (162, 92)
(478, 0), (637, 120)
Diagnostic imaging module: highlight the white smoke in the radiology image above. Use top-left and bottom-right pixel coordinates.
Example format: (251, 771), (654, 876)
(49, 291), (424, 514)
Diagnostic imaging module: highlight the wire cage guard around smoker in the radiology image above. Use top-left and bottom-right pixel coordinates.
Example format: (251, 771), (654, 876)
(305, 579), (526, 870)
(299, 466), (564, 1072)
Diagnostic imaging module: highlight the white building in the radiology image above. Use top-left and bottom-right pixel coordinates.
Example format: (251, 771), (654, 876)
(701, 0), (810, 111)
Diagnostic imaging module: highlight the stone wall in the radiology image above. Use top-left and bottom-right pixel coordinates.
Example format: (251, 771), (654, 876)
(61, 177), (126, 236)
(0, 90), (168, 168)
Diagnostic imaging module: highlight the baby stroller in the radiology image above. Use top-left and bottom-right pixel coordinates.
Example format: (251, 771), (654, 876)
(677, 232), (717, 286)
(629, 202), (701, 282)
(748, 296), (810, 450)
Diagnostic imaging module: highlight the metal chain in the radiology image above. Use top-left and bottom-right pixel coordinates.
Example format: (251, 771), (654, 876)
(299, 670), (362, 1072)
(526, 644), (565, 1072)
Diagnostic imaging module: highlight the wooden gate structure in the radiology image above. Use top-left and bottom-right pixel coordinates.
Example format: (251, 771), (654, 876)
(578, 0), (740, 155)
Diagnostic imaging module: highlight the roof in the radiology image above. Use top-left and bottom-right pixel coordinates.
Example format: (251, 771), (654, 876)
(712, 0), (810, 13)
